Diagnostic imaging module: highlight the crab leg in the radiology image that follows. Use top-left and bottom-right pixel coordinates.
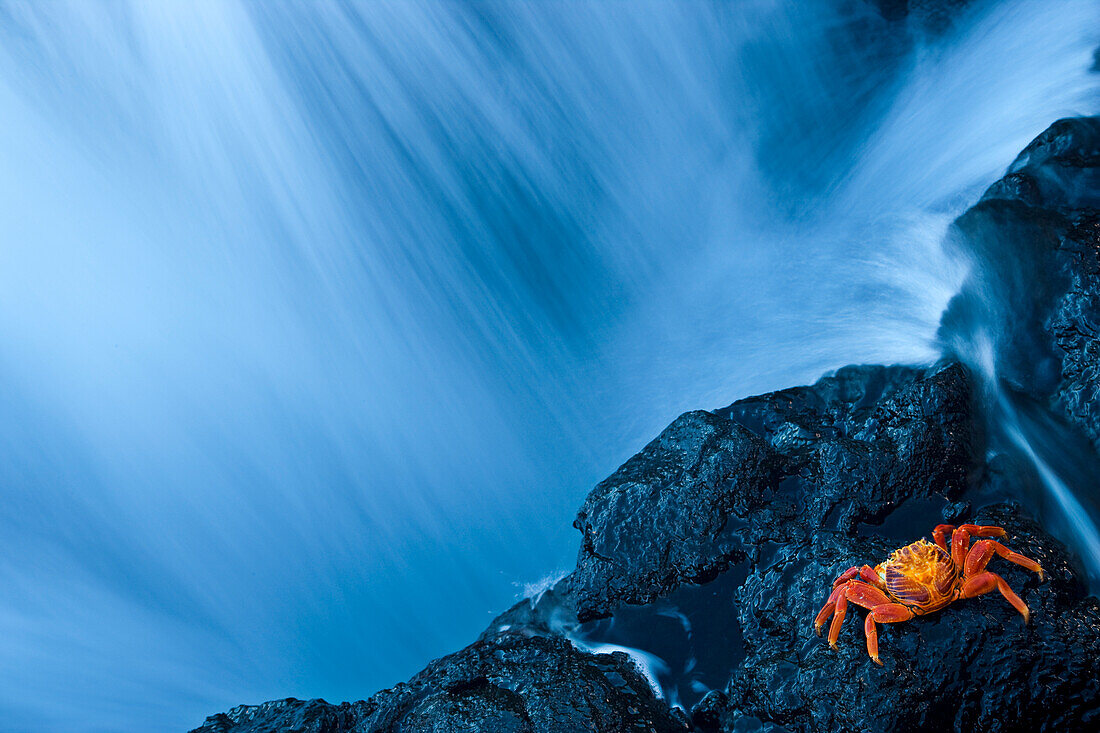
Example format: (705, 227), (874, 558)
(950, 525), (1004, 568)
(958, 524), (1008, 538)
(828, 592), (848, 647)
(864, 603), (914, 666)
(965, 539), (1044, 580)
(933, 524), (955, 552)
(935, 524), (1007, 559)
(818, 564), (888, 635)
(960, 571), (1030, 623)
(844, 581), (893, 609)
(858, 565), (887, 590)
(814, 584), (846, 634)
(832, 564), (884, 588)
(831, 566), (861, 588)
(818, 580), (895, 652)
(845, 582), (896, 663)
(949, 527), (970, 568)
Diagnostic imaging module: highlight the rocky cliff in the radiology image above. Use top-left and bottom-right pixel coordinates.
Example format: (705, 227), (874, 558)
(190, 117), (1100, 733)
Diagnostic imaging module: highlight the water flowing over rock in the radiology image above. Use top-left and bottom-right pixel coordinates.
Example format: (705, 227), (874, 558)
(190, 119), (1100, 733)
(942, 116), (1100, 449)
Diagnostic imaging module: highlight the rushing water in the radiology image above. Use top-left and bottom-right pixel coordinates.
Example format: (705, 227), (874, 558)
(0, 1), (1096, 731)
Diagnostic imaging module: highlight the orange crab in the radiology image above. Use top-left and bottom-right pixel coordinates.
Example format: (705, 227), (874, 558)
(814, 524), (1044, 664)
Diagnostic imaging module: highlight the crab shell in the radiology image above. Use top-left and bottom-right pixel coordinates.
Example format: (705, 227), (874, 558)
(876, 539), (959, 615)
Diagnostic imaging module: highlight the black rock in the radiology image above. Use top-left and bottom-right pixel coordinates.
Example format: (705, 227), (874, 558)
(698, 503), (1100, 732)
(942, 117), (1100, 452)
(561, 409), (781, 622)
(191, 699), (371, 733)
(555, 360), (1099, 730)
(559, 363), (975, 624)
(189, 631), (689, 733)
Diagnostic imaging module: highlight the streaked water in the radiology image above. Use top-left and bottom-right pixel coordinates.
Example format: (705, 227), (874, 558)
(0, 1), (1095, 731)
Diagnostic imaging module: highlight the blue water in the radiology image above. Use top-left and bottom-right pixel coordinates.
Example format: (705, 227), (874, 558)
(0, 1), (1095, 731)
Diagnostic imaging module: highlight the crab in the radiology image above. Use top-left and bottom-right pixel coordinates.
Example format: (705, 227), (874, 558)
(813, 524), (1044, 664)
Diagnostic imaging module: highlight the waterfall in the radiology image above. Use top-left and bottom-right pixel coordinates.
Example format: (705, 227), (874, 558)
(0, 1), (1095, 730)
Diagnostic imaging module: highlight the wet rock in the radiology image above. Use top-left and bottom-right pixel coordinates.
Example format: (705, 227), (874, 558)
(698, 503), (1100, 732)
(562, 410), (781, 622)
(942, 117), (1100, 451)
(189, 631), (688, 733)
(996, 117), (1100, 213)
(721, 362), (975, 533)
(559, 362), (975, 623)
(867, 0), (977, 34)
(559, 359), (1100, 730)
(190, 699), (371, 733)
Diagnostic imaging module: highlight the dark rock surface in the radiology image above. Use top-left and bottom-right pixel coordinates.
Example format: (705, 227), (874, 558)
(561, 363), (973, 624)
(693, 503), (1100, 733)
(563, 410), (780, 622)
(190, 119), (1100, 733)
(191, 631), (689, 733)
(556, 360), (1099, 731)
(942, 116), (1100, 451)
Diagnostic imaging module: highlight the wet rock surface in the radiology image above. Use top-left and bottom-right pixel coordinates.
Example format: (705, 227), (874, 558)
(191, 631), (689, 733)
(943, 116), (1100, 451)
(560, 363), (974, 625)
(563, 410), (781, 622)
(191, 120), (1100, 733)
(693, 503), (1100, 733)
(557, 360), (1100, 730)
